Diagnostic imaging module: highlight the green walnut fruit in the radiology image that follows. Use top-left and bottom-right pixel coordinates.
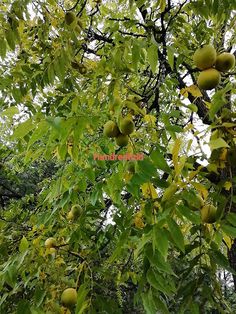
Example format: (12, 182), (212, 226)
(126, 161), (136, 173)
(103, 121), (120, 138)
(120, 117), (135, 135)
(116, 134), (129, 147)
(45, 237), (57, 249)
(197, 68), (221, 90)
(193, 45), (216, 70)
(215, 52), (235, 72)
(201, 204), (217, 223)
(49, 247), (57, 255)
(65, 12), (76, 25)
(61, 288), (77, 308)
(67, 205), (82, 221)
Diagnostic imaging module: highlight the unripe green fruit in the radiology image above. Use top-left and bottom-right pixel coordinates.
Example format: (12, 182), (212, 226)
(215, 53), (235, 72)
(193, 45), (216, 70)
(116, 134), (129, 147)
(49, 247), (57, 255)
(71, 205), (82, 216)
(61, 288), (77, 308)
(197, 68), (221, 90)
(103, 121), (120, 138)
(45, 237), (57, 248)
(68, 205), (82, 221)
(201, 204), (217, 223)
(65, 12), (76, 25)
(120, 118), (135, 135)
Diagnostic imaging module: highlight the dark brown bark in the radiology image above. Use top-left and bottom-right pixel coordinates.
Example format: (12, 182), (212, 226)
(228, 239), (236, 291)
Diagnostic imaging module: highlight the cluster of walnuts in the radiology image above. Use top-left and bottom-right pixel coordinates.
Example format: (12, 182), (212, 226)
(64, 12), (88, 74)
(44, 205), (83, 309)
(103, 115), (135, 147)
(103, 96), (144, 148)
(193, 45), (235, 90)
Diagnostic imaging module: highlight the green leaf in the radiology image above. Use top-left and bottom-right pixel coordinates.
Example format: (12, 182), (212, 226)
(162, 183), (178, 203)
(226, 212), (236, 226)
(34, 287), (46, 307)
(147, 44), (158, 73)
(147, 268), (173, 296)
(12, 88), (22, 103)
(167, 218), (185, 253)
(150, 149), (171, 173)
(165, 125), (183, 133)
(177, 204), (201, 225)
(209, 88), (229, 120)
(72, 96), (80, 113)
(27, 121), (49, 147)
(75, 284), (89, 313)
(145, 244), (175, 275)
(167, 46), (174, 70)
(16, 300), (31, 314)
(209, 138), (229, 151)
(138, 158), (157, 180)
(209, 249), (236, 274)
(5, 264), (18, 288)
(221, 223), (236, 238)
(210, 249), (228, 268)
(12, 119), (35, 139)
(47, 63), (55, 84)
(153, 225), (169, 259)
(136, 0), (146, 7)
(132, 42), (141, 71)
(5, 28), (16, 50)
(153, 294), (170, 314)
(141, 289), (156, 314)
(54, 55), (66, 82)
(0, 106), (19, 118)
(125, 100), (145, 115)
(188, 104), (198, 112)
(188, 302), (200, 314)
(0, 37), (7, 59)
(160, 0), (167, 12)
(19, 236), (29, 253)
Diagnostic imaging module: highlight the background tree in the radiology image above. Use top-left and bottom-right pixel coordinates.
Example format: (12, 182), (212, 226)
(0, 0), (236, 313)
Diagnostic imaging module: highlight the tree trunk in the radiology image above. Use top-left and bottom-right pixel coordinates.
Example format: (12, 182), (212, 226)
(228, 239), (236, 291)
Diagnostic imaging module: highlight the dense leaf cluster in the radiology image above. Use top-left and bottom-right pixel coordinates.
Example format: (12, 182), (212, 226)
(0, 0), (236, 313)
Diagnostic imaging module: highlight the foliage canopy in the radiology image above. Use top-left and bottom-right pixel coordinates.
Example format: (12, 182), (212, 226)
(0, 0), (236, 313)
